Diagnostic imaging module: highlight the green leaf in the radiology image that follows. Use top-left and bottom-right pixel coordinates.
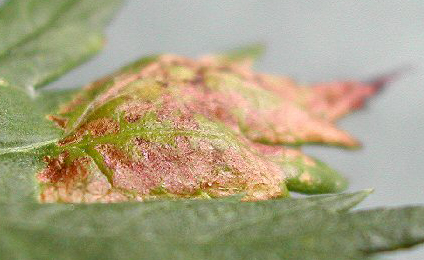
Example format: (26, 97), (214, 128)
(0, 0), (123, 92)
(0, 151), (46, 203)
(217, 43), (266, 64)
(0, 191), (423, 260)
(0, 88), (77, 153)
(281, 156), (348, 194)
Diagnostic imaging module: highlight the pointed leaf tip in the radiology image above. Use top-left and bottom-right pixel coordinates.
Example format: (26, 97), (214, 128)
(367, 64), (414, 91)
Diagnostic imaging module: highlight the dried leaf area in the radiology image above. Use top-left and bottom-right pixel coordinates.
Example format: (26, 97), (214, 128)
(40, 52), (383, 203)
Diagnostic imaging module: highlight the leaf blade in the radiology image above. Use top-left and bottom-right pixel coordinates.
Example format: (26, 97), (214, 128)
(218, 43), (266, 64)
(0, 0), (123, 92)
(0, 88), (77, 153)
(0, 151), (46, 203)
(0, 193), (423, 260)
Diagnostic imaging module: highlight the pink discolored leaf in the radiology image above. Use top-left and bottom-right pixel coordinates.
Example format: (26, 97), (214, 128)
(306, 65), (407, 122)
(39, 50), (390, 202)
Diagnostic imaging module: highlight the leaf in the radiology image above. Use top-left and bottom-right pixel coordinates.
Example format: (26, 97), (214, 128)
(0, 151), (46, 203)
(284, 157), (348, 194)
(38, 53), (379, 202)
(0, 88), (77, 153)
(0, 191), (423, 260)
(215, 43), (266, 64)
(203, 53), (361, 147)
(58, 55), (159, 132)
(262, 146), (348, 194)
(0, 88), (77, 203)
(308, 66), (408, 122)
(0, 0), (123, 93)
(306, 80), (384, 122)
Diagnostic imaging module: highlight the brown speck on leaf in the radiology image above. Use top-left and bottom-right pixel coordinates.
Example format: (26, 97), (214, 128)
(58, 117), (119, 146)
(38, 151), (132, 203)
(118, 101), (154, 123)
(86, 118), (119, 137)
(46, 115), (68, 129)
(37, 151), (84, 183)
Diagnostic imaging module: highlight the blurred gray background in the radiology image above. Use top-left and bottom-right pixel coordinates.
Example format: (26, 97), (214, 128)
(49, 1), (424, 259)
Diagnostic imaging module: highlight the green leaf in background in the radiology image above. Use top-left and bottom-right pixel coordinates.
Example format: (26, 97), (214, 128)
(0, 0), (123, 93)
(0, 191), (424, 260)
(217, 43), (266, 64)
(0, 88), (77, 153)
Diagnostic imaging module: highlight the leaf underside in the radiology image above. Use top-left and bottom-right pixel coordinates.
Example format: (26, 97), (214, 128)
(1, 191), (424, 260)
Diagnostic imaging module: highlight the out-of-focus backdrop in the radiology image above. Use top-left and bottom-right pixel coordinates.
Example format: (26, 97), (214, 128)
(49, 1), (424, 259)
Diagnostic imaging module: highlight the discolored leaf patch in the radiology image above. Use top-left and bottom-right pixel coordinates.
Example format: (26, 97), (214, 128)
(39, 52), (386, 203)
